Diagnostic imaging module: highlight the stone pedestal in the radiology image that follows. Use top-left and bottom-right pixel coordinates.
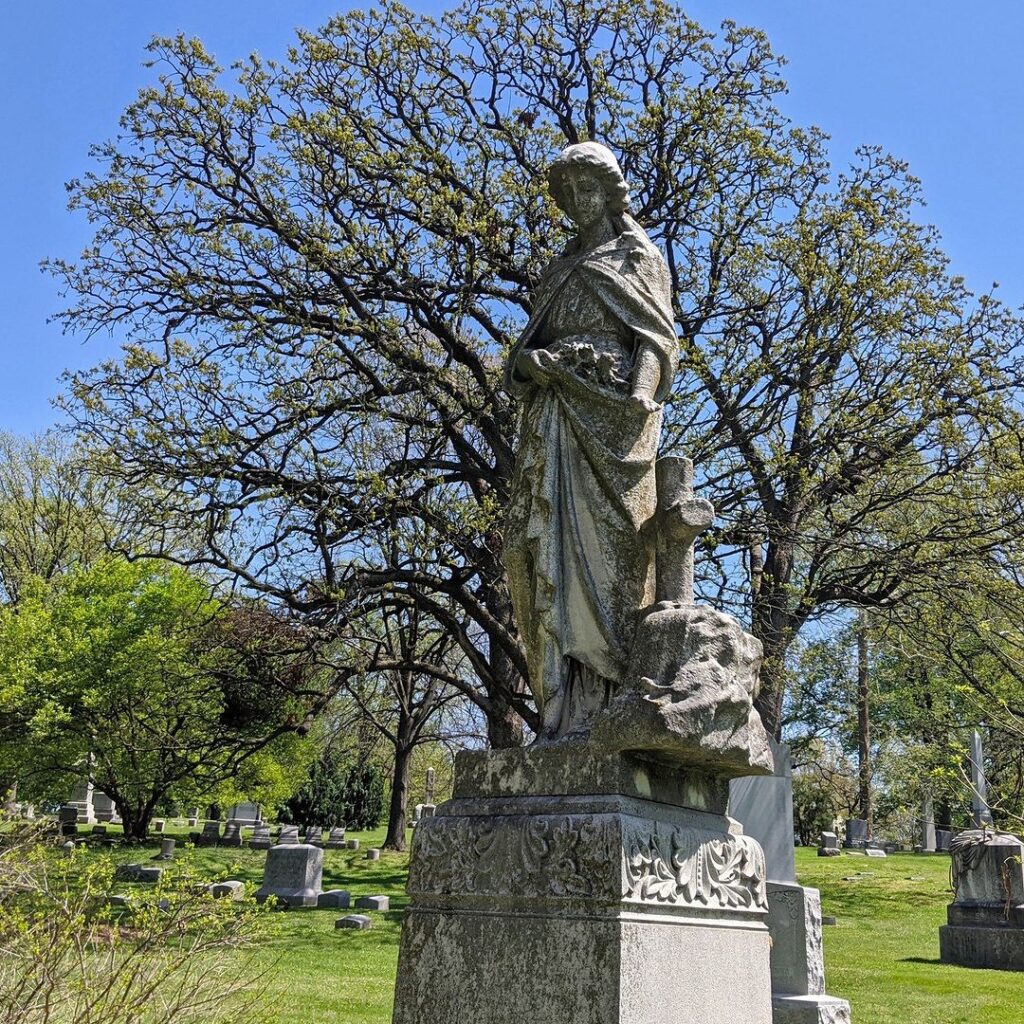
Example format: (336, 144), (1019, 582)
(392, 745), (773, 1024)
(939, 831), (1024, 970)
(767, 883), (851, 1023)
(67, 779), (96, 825)
(93, 792), (117, 823)
(842, 819), (867, 849)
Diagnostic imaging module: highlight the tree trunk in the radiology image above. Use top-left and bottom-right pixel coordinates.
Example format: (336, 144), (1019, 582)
(384, 740), (413, 852)
(115, 797), (153, 843)
(856, 610), (872, 834)
(484, 585), (528, 748)
(750, 546), (797, 741)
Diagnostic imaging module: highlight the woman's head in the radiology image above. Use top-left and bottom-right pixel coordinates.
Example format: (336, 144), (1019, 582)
(547, 142), (631, 224)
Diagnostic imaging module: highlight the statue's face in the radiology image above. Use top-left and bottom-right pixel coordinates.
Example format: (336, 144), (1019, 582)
(562, 169), (608, 229)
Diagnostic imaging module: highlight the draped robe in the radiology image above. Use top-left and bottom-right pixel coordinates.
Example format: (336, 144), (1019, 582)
(504, 218), (679, 737)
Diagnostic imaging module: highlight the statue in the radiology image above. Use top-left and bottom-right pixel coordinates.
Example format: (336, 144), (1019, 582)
(504, 141), (678, 739)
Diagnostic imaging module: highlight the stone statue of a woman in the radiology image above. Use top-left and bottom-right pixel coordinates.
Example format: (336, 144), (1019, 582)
(504, 141), (679, 740)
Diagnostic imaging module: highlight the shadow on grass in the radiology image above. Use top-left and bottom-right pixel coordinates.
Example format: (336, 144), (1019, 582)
(899, 956), (943, 965)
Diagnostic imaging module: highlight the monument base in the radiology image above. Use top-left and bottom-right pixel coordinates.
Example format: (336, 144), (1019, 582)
(392, 744), (774, 1024)
(940, 905), (1024, 970)
(772, 994), (852, 1024)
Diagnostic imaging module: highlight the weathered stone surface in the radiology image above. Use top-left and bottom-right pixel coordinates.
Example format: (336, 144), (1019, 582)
(772, 995), (852, 1023)
(591, 603), (774, 778)
(935, 829), (952, 852)
(865, 848), (886, 858)
(818, 832), (840, 858)
(155, 838), (176, 860)
(355, 895), (389, 911)
(920, 792), (936, 852)
(392, 748), (773, 1024)
(729, 737), (796, 882)
(277, 825), (299, 846)
(256, 844), (322, 908)
(325, 826), (347, 848)
(219, 822), (242, 847)
(318, 889), (351, 909)
(210, 880), (245, 900)
(304, 826), (323, 846)
(196, 821), (221, 847)
(115, 864), (162, 883)
(939, 830), (1024, 970)
(366, 848), (381, 861)
(336, 914), (372, 930)
(346, 839), (360, 850)
(843, 819), (868, 849)
(249, 825), (273, 850)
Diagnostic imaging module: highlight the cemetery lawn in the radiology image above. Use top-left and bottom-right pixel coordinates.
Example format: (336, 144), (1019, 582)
(99, 830), (1021, 1022)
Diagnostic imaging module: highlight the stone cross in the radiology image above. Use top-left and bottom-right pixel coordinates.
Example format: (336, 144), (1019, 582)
(969, 729), (994, 827)
(654, 456), (715, 605)
(425, 768), (436, 805)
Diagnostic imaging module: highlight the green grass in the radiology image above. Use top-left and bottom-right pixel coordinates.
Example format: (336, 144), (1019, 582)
(79, 829), (1024, 1022)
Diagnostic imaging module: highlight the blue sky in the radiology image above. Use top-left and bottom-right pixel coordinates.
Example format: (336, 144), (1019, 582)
(2, 2), (1022, 435)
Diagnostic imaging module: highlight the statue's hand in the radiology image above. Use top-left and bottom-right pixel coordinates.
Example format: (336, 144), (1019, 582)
(627, 392), (660, 415)
(520, 349), (558, 386)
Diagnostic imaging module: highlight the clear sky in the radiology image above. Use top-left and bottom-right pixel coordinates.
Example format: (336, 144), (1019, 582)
(2, 2), (1022, 436)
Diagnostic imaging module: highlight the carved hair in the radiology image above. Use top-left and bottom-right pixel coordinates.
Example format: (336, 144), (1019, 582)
(547, 141), (631, 216)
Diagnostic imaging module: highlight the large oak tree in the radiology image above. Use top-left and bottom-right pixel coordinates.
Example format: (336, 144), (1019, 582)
(52, 0), (1024, 742)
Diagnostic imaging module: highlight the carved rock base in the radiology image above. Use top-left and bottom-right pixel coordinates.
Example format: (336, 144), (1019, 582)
(392, 747), (773, 1024)
(772, 994), (853, 1024)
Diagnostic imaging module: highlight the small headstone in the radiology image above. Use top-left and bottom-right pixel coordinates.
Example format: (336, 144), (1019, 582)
(219, 822), (242, 847)
(936, 829), (952, 852)
(61, 840), (76, 857)
(210, 880), (245, 901)
(115, 864), (163, 883)
(817, 831), (841, 857)
(366, 848), (381, 861)
(153, 819), (165, 833)
(304, 825), (323, 846)
(318, 889), (351, 908)
(865, 847), (887, 858)
(249, 824), (273, 850)
(419, 804), (436, 819)
(91, 824), (108, 836)
(156, 837), (176, 861)
(354, 894), (389, 911)
(821, 915), (837, 926)
(325, 826), (347, 849)
(346, 839), (360, 850)
(197, 821), (221, 847)
(255, 844), (323, 908)
(187, 816), (199, 827)
(336, 914), (372, 930)
(277, 825), (300, 846)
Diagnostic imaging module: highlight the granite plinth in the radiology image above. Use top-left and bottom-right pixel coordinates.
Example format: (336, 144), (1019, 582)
(256, 844), (323, 908)
(392, 747), (773, 1024)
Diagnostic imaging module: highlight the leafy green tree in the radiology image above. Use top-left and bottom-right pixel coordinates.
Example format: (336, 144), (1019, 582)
(51, 0), (1024, 743)
(0, 558), (323, 839)
(279, 751), (385, 831)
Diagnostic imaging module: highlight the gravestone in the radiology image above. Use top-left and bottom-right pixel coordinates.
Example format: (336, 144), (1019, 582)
(355, 894), (389, 911)
(939, 830), (1024, 970)
(318, 889), (351, 908)
(304, 825), (323, 846)
(156, 837), (176, 860)
(969, 730), (995, 828)
(152, 819), (165, 833)
(219, 822), (242, 847)
(93, 792), (117, 823)
(936, 830), (952, 852)
(336, 914), (372, 930)
(115, 863), (163, 883)
(818, 832), (841, 858)
(67, 779), (96, 825)
(210, 880), (245, 901)
(255, 844), (323, 908)
(277, 825), (300, 846)
(843, 818), (868, 849)
(920, 792), (936, 852)
(366, 848), (381, 861)
(249, 824), (273, 850)
(865, 848), (887, 859)
(197, 821), (221, 847)
(346, 839), (360, 851)
(325, 826), (347, 849)
(58, 805), (79, 836)
(227, 801), (261, 826)
(731, 740), (851, 1023)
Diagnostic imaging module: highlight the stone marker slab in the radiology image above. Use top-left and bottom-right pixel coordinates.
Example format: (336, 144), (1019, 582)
(318, 889), (351, 909)
(325, 826), (347, 848)
(865, 848), (887, 858)
(219, 822), (242, 847)
(255, 843), (323, 908)
(366, 848), (381, 861)
(354, 894), (389, 911)
(210, 880), (245, 901)
(336, 914), (372, 930)
(249, 825), (272, 850)
(843, 818), (868, 848)
(115, 864), (163, 883)
(346, 839), (360, 850)
(936, 829), (952, 852)
(156, 838), (176, 861)
(197, 821), (221, 847)
(277, 825), (300, 846)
